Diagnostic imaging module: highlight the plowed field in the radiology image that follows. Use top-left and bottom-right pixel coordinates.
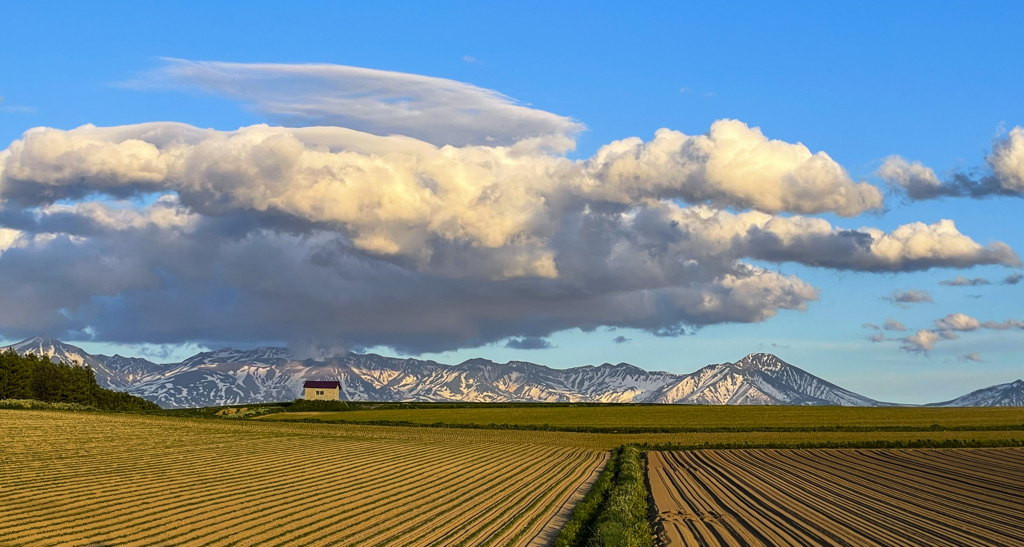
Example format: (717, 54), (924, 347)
(0, 410), (605, 547)
(648, 448), (1024, 546)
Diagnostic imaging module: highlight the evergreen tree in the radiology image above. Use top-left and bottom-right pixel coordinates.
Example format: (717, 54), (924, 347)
(0, 349), (34, 399)
(0, 350), (158, 410)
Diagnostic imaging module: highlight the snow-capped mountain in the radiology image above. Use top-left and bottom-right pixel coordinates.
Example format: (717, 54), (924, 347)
(927, 380), (1024, 407)
(179, 347), (294, 367)
(6, 335), (1016, 409)
(640, 353), (883, 406)
(6, 336), (120, 386)
(88, 355), (165, 390)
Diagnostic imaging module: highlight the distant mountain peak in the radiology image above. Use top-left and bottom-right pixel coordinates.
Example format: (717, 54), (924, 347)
(598, 362), (647, 374)
(732, 353), (786, 371)
(930, 379), (1024, 407)
(11, 335), (87, 355)
(738, 352), (782, 361)
(180, 346), (293, 367)
(13, 335), (77, 349)
(457, 358), (500, 367)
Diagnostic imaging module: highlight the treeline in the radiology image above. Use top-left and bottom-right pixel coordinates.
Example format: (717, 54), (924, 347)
(0, 349), (159, 411)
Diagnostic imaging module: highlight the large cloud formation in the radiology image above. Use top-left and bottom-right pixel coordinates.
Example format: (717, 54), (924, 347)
(0, 62), (1018, 353)
(0, 199), (822, 352)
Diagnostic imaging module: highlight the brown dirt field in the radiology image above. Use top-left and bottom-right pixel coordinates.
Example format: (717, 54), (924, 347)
(647, 448), (1024, 546)
(0, 410), (605, 547)
(520, 452), (609, 547)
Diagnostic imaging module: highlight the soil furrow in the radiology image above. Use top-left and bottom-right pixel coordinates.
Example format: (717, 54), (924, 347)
(649, 449), (1024, 547)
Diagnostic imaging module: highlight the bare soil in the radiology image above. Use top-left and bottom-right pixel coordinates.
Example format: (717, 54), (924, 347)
(647, 448), (1024, 546)
(0, 410), (604, 547)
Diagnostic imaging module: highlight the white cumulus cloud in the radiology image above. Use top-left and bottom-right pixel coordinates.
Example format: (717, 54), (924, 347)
(989, 126), (1024, 193)
(0, 120), (928, 281)
(901, 329), (943, 353)
(934, 313), (981, 332)
(878, 156), (946, 200)
(580, 120), (883, 216)
(879, 126), (1024, 200)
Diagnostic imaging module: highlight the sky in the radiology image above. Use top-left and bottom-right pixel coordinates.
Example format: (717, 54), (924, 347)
(1, 1), (1022, 403)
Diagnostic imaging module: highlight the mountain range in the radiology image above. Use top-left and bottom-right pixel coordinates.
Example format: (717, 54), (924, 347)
(4, 336), (1021, 408)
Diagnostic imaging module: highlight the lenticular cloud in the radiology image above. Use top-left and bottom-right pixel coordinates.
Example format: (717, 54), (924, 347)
(136, 58), (584, 148)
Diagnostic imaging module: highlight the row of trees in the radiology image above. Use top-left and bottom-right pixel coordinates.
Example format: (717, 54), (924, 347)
(0, 350), (159, 411)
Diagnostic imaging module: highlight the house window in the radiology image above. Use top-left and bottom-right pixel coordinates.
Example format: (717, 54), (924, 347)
(316, 390), (324, 395)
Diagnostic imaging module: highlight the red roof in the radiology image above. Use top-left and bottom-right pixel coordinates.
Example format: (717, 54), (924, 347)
(304, 380), (341, 389)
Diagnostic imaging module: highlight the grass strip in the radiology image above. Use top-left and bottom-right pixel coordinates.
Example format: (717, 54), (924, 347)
(552, 448), (621, 547)
(0, 399), (97, 411)
(635, 438), (1024, 451)
(587, 445), (653, 547)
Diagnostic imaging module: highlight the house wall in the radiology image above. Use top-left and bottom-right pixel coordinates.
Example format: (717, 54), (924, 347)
(303, 387), (341, 401)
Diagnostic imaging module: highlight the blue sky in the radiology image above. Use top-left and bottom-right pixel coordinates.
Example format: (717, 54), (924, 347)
(1, 1), (1022, 403)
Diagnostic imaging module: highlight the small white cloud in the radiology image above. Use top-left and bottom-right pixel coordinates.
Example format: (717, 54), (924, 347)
(462, 55), (477, 64)
(958, 352), (984, 363)
(934, 313), (981, 332)
(939, 275), (990, 287)
(886, 313), (1024, 357)
(878, 156), (946, 200)
(980, 319), (1024, 330)
(883, 318), (906, 332)
(884, 289), (934, 308)
(901, 329), (943, 353)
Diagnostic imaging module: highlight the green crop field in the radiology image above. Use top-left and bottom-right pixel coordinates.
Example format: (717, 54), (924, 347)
(258, 404), (1024, 432)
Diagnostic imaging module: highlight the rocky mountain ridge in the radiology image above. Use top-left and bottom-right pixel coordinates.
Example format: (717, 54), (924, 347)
(927, 380), (1024, 407)
(5, 336), (1019, 408)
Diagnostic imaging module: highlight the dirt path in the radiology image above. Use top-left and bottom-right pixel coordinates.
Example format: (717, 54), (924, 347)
(647, 448), (1024, 546)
